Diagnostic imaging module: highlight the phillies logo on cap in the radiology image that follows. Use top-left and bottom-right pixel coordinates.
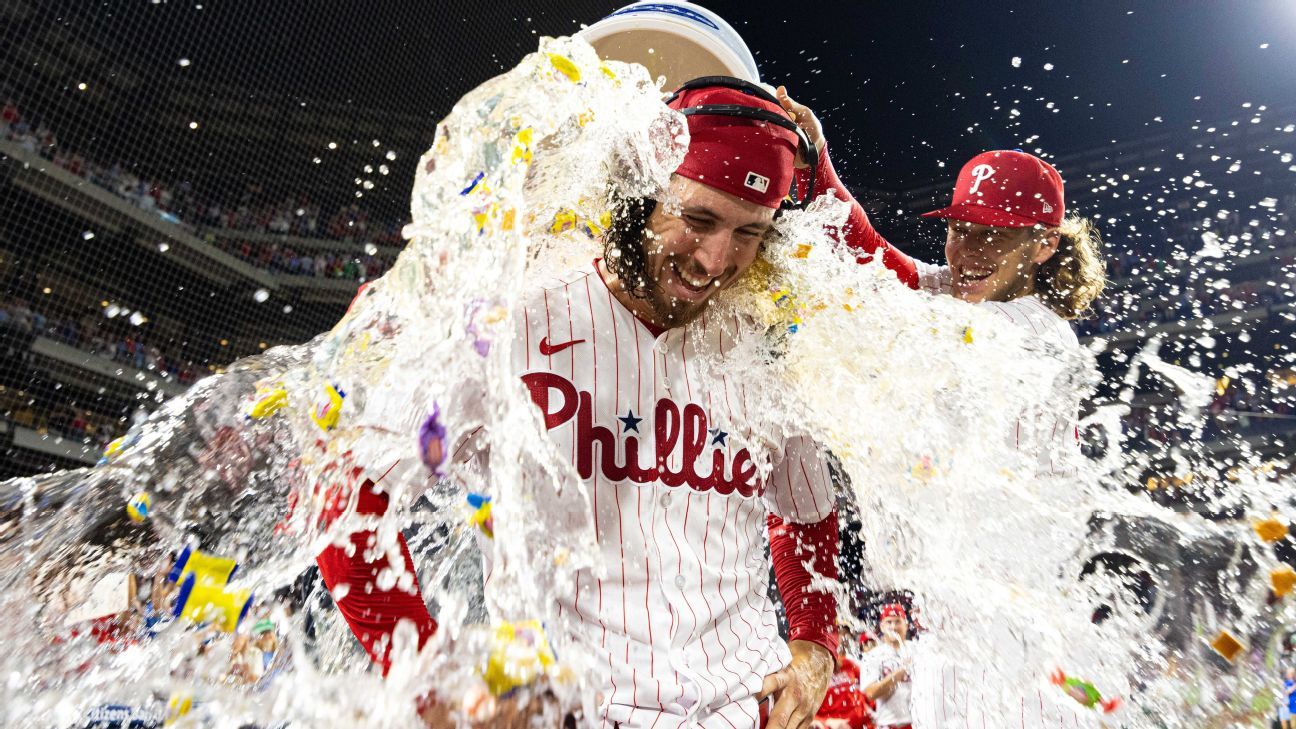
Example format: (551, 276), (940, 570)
(968, 163), (995, 194)
(922, 150), (1065, 228)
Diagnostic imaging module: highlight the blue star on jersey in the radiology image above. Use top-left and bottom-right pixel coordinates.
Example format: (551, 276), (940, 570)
(618, 409), (643, 434)
(708, 427), (728, 447)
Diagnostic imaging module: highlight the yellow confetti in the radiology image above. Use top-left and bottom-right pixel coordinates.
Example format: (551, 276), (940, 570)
(1254, 515), (1288, 543)
(548, 54), (581, 83)
(510, 127), (534, 165)
(792, 243), (813, 259)
(1216, 375), (1230, 396)
(1210, 630), (1243, 662)
(962, 327), (975, 344)
(910, 456), (937, 482)
(482, 620), (557, 696)
(577, 109), (595, 127)
(166, 692), (193, 724)
(1272, 566), (1296, 597)
(469, 500), (494, 539)
(549, 210), (578, 233)
(310, 384), (346, 431)
(599, 63), (617, 80)
(126, 491), (151, 522)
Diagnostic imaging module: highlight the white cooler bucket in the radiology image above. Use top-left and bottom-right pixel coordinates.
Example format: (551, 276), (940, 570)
(578, 1), (760, 91)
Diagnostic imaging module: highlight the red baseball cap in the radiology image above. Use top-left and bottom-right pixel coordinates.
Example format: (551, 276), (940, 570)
(668, 85), (800, 209)
(922, 150), (1065, 228)
(878, 603), (908, 622)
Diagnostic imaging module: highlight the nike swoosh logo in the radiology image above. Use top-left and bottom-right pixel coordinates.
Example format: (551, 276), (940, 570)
(539, 336), (586, 356)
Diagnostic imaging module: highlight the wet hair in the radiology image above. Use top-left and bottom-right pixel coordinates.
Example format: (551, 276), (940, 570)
(601, 192), (657, 300)
(1034, 215), (1107, 320)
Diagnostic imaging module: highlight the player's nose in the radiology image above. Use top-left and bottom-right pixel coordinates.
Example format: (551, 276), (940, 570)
(692, 231), (733, 279)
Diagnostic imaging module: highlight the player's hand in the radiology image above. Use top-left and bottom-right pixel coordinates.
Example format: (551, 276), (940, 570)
(775, 86), (826, 158)
(757, 639), (835, 729)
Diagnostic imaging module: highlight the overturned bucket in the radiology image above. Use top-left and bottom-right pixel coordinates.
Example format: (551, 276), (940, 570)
(579, 1), (760, 90)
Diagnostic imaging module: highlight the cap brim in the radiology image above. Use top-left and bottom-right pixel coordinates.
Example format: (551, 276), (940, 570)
(920, 203), (1043, 228)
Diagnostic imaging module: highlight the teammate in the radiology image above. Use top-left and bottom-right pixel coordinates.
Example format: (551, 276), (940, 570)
(859, 604), (913, 729)
(316, 79), (841, 729)
(776, 91), (1105, 725)
(776, 87), (1106, 474)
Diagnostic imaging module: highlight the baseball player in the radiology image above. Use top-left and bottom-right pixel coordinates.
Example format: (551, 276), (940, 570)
(776, 88), (1106, 475)
(776, 92), (1105, 725)
(860, 604), (913, 729)
(316, 79), (842, 729)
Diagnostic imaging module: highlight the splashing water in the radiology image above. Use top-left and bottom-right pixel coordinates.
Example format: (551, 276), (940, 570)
(0, 35), (1290, 728)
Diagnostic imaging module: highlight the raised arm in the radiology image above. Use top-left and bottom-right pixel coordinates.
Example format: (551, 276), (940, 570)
(776, 86), (922, 290)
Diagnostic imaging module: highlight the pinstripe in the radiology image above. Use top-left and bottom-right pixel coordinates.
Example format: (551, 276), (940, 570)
(492, 262), (834, 726)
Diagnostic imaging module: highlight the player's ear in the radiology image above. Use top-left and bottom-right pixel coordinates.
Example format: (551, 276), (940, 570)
(1032, 228), (1061, 265)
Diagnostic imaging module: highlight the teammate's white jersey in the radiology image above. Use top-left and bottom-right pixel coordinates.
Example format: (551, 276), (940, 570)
(916, 262), (1083, 477)
(860, 641), (913, 726)
(361, 261), (835, 728)
(909, 264), (1091, 728)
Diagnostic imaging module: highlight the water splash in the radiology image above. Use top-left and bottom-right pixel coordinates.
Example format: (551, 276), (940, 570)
(0, 34), (1289, 728)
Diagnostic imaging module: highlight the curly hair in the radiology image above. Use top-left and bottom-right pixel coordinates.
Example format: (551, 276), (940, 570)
(600, 192), (657, 300)
(1034, 215), (1107, 320)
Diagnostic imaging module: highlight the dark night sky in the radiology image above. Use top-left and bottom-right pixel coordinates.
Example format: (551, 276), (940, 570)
(116, 0), (1296, 186)
(9, 0), (1296, 218)
(712, 0), (1296, 189)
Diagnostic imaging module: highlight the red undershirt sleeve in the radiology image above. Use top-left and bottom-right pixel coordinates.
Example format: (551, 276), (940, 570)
(314, 477), (438, 675)
(768, 510), (840, 657)
(796, 145), (921, 291)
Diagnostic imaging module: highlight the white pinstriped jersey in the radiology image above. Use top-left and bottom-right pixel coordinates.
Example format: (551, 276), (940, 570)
(916, 262), (1083, 476)
(911, 663), (1091, 727)
(910, 265), (1090, 728)
(513, 262), (834, 728)
(364, 260), (836, 728)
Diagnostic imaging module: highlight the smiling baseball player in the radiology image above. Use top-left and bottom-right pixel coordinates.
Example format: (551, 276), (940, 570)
(776, 89), (1106, 477)
(316, 79), (842, 729)
(777, 90), (1106, 727)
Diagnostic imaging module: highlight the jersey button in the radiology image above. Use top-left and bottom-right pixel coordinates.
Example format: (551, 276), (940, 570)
(674, 574), (686, 588)
(660, 493), (671, 507)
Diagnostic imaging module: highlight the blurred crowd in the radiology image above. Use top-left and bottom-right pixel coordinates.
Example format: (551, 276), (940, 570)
(0, 296), (201, 385)
(1078, 199), (1296, 337)
(0, 295), (206, 452)
(2, 99), (402, 281)
(1107, 369), (1295, 459)
(0, 385), (127, 451)
(208, 236), (394, 281)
